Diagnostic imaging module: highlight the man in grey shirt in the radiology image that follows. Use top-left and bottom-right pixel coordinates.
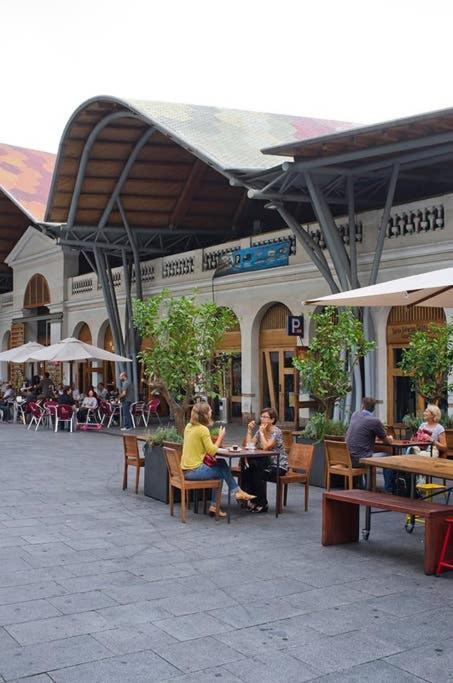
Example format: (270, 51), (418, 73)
(346, 397), (394, 491)
(119, 371), (134, 431)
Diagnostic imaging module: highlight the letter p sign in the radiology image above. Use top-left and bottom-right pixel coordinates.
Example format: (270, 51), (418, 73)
(287, 315), (304, 337)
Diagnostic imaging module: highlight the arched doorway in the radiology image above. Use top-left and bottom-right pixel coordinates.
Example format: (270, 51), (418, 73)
(259, 303), (298, 427)
(75, 323), (92, 394)
(387, 305), (446, 425)
(216, 312), (242, 422)
(21, 274), (57, 387)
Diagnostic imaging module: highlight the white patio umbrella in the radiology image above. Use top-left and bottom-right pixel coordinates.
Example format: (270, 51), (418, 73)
(304, 266), (453, 308)
(0, 341), (44, 363)
(28, 337), (132, 363)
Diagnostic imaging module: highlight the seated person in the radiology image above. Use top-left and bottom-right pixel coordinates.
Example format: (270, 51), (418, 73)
(58, 387), (76, 407)
(408, 405), (447, 458)
(76, 389), (98, 422)
(346, 397), (394, 492)
(241, 407), (288, 513)
(38, 372), (54, 399)
(97, 382), (109, 401)
(0, 384), (16, 422)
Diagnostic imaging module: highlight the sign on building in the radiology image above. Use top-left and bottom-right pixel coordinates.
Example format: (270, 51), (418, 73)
(287, 315), (304, 337)
(214, 241), (290, 278)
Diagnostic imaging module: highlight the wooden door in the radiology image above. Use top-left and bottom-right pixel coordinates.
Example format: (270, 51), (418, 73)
(261, 348), (298, 427)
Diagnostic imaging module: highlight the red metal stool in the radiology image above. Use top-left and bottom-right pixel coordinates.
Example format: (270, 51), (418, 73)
(436, 517), (453, 576)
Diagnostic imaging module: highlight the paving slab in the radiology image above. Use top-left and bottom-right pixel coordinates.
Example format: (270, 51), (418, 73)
(1, 425), (452, 680)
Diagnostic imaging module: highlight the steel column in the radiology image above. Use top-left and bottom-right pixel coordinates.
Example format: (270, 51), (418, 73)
(369, 163), (400, 286)
(122, 250), (139, 403)
(117, 199), (143, 300)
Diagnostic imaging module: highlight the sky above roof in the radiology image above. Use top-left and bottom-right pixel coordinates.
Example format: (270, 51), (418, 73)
(2, 0), (452, 154)
(0, 144), (55, 220)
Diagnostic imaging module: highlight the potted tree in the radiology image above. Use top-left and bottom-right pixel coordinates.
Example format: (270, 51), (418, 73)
(142, 426), (183, 503)
(133, 290), (236, 502)
(293, 307), (375, 486)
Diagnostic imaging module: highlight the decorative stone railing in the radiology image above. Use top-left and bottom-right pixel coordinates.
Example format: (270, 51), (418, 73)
(162, 256), (195, 278)
(71, 277), (94, 295)
(203, 246), (241, 271)
(308, 222), (363, 249)
(386, 204), (444, 239)
(252, 233), (297, 254)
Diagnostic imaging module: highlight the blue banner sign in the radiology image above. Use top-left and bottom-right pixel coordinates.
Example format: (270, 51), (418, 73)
(214, 241), (290, 278)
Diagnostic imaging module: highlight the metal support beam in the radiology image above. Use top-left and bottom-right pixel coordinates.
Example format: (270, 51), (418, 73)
(122, 250), (139, 402)
(66, 111), (139, 230)
(290, 130), (453, 173)
(117, 199), (143, 300)
(98, 126), (156, 231)
(170, 159), (205, 228)
(93, 247), (125, 385)
(276, 206), (339, 293)
(347, 176), (359, 289)
(369, 163), (400, 286)
(304, 172), (351, 290)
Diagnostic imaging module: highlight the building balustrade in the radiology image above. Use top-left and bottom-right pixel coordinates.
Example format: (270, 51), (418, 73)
(162, 256), (195, 278)
(386, 204), (444, 239)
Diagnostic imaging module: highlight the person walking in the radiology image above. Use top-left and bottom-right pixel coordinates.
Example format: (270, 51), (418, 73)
(119, 371), (134, 431)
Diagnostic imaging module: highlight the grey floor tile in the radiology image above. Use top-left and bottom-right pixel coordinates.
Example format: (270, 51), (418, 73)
(9, 676), (54, 683)
(0, 581), (67, 606)
(290, 630), (405, 674)
(215, 614), (322, 655)
(313, 659), (427, 682)
(161, 666), (242, 683)
(385, 636), (453, 682)
(102, 578), (184, 604)
(155, 613), (233, 641)
(224, 650), (320, 682)
(364, 587), (448, 617)
(5, 611), (109, 645)
(209, 596), (306, 629)
(155, 636), (243, 673)
(301, 600), (398, 636)
(0, 599), (60, 626)
(0, 626), (18, 651)
(47, 650), (180, 682)
(48, 590), (118, 614)
(95, 600), (172, 627)
(159, 590), (236, 617)
(92, 622), (177, 654)
(0, 634), (112, 680)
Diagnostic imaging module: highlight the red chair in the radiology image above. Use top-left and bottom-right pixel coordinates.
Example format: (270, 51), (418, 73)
(144, 398), (161, 425)
(27, 402), (48, 431)
(44, 401), (58, 430)
(99, 400), (120, 428)
(130, 401), (146, 428)
(54, 404), (75, 432)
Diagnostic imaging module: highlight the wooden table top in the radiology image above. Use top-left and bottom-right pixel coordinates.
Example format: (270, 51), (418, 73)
(360, 455), (453, 479)
(218, 447), (277, 458)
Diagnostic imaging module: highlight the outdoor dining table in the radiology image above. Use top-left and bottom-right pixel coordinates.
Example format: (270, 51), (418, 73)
(360, 454), (453, 537)
(217, 447), (280, 524)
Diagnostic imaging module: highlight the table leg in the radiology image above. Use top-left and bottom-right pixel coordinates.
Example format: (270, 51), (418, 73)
(227, 468), (231, 524)
(275, 453), (280, 518)
(363, 464), (373, 540)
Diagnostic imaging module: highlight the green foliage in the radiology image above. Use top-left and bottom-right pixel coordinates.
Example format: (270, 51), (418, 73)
(399, 322), (453, 404)
(133, 290), (236, 434)
(145, 426), (183, 447)
(302, 412), (347, 441)
(402, 413), (423, 433)
(440, 412), (453, 429)
(293, 307), (375, 416)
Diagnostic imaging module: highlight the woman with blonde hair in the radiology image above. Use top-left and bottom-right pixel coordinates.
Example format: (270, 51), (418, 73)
(181, 402), (255, 517)
(410, 404), (447, 458)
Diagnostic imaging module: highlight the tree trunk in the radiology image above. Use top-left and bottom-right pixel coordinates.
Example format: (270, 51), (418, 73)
(173, 405), (186, 436)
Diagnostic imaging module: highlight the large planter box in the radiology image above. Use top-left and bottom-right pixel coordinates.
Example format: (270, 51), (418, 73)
(143, 442), (181, 504)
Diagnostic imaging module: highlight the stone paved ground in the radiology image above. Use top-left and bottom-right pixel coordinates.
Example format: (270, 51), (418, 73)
(0, 424), (452, 682)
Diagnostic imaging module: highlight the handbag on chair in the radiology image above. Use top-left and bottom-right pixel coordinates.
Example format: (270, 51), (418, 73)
(203, 453), (217, 467)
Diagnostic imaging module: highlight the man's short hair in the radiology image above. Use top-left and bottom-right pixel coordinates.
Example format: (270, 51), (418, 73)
(362, 397), (377, 412)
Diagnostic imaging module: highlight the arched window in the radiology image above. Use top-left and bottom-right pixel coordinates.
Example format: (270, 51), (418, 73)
(23, 274), (50, 309)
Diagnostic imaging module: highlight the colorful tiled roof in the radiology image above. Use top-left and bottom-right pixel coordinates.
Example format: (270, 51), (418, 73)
(0, 143), (55, 221)
(126, 99), (357, 171)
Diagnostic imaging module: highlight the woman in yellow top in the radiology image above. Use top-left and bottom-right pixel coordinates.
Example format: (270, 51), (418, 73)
(182, 402), (255, 517)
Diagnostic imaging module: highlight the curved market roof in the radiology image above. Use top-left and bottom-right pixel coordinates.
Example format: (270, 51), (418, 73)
(45, 96), (354, 241)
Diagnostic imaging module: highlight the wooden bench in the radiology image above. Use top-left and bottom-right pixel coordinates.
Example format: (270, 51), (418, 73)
(322, 489), (453, 574)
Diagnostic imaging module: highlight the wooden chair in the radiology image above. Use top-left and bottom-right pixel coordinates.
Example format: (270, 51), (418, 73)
(122, 435), (144, 494)
(278, 443), (314, 512)
(324, 439), (367, 491)
(444, 429), (453, 459)
(163, 446), (222, 523)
